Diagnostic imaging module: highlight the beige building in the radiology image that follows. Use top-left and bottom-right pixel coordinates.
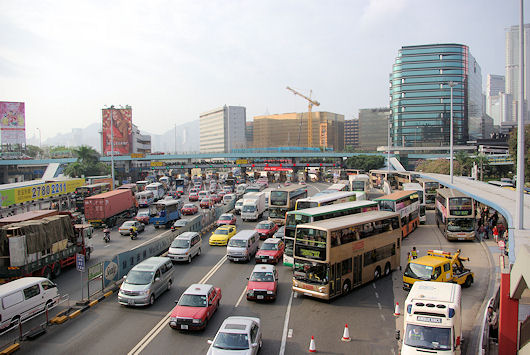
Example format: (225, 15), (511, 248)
(252, 111), (344, 150)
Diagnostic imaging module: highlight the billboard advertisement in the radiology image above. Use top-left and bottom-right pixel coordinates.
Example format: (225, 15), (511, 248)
(102, 107), (132, 156)
(0, 102), (25, 145)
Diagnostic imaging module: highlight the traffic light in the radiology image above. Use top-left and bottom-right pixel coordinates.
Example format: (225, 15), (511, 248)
(252, 164), (255, 168)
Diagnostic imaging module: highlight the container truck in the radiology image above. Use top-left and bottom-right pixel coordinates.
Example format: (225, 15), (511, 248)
(0, 215), (94, 283)
(241, 192), (266, 221)
(0, 210), (59, 227)
(84, 189), (138, 227)
(400, 281), (462, 355)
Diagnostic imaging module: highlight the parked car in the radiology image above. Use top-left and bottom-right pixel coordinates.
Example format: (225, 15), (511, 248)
(200, 198), (213, 209)
(255, 238), (285, 264)
(181, 203), (198, 215)
(207, 316), (262, 354)
(217, 213), (236, 226)
(246, 264), (278, 301)
(170, 283), (221, 331)
(171, 219), (189, 231)
(119, 220), (145, 235)
(134, 210), (150, 224)
(254, 220), (278, 240)
(189, 193), (199, 202)
(209, 225), (237, 246)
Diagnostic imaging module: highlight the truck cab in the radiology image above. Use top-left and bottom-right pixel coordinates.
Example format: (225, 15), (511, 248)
(403, 250), (473, 291)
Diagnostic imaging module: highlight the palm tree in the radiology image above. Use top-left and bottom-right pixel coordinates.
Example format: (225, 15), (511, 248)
(454, 151), (472, 176)
(74, 146), (99, 165)
(473, 154), (490, 181)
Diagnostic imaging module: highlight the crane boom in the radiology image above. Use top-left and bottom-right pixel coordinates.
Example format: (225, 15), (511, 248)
(286, 86), (320, 147)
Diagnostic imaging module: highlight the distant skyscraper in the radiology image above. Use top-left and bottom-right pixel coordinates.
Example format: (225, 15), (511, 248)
(358, 108), (390, 150)
(505, 24), (530, 122)
(486, 74), (505, 126)
(200, 106), (246, 153)
(390, 44), (483, 146)
(344, 119), (359, 148)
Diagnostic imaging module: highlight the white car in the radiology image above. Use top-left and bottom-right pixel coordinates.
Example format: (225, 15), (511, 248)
(207, 316), (262, 355)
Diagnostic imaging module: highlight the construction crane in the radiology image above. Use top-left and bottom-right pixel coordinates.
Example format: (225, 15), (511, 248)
(286, 86), (320, 147)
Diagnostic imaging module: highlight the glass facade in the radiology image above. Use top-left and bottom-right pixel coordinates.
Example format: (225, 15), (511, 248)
(389, 44), (483, 146)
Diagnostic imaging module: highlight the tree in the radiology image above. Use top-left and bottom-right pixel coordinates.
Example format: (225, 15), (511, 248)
(415, 159), (450, 174)
(25, 145), (43, 159)
(344, 155), (385, 172)
(473, 153), (490, 181)
(454, 151), (472, 176)
(64, 145), (109, 178)
(508, 124), (530, 183)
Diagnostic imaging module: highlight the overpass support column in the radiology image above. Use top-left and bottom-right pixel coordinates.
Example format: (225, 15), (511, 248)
(498, 268), (518, 354)
(292, 166), (299, 182)
(1, 166), (8, 184)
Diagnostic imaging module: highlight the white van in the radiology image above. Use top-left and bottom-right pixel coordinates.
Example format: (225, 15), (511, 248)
(227, 230), (259, 262)
(167, 232), (202, 263)
(223, 193), (236, 205)
(0, 277), (59, 330)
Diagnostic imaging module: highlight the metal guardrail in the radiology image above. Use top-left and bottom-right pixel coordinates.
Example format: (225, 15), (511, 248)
(477, 297), (495, 355)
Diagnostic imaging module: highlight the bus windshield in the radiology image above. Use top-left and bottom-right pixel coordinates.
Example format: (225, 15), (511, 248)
(270, 191), (288, 206)
(404, 324), (451, 351)
(447, 218), (475, 232)
(296, 201), (317, 210)
(293, 260), (328, 285)
(269, 207), (288, 218)
(350, 181), (365, 191)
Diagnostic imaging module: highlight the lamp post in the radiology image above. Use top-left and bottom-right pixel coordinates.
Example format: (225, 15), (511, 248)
(516, 0), (525, 230)
(109, 106), (115, 190)
(447, 81), (457, 184)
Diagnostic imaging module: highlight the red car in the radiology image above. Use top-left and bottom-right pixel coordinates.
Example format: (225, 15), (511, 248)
(246, 264), (278, 301)
(181, 203), (198, 215)
(200, 198), (213, 209)
(169, 283), (221, 330)
(134, 210), (150, 224)
(216, 213), (236, 226)
(210, 194), (222, 204)
(189, 193), (199, 202)
(254, 220), (278, 240)
(255, 238), (285, 264)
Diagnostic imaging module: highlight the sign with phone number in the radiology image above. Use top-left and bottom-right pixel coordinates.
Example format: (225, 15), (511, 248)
(0, 179), (85, 207)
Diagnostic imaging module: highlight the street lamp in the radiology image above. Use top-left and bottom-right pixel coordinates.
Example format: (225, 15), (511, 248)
(109, 105), (115, 189)
(446, 81), (457, 184)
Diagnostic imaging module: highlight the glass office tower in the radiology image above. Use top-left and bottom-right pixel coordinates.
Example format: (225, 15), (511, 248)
(390, 44), (483, 146)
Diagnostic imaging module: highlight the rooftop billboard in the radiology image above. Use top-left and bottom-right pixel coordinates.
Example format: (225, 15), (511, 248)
(0, 102), (26, 146)
(102, 107), (132, 156)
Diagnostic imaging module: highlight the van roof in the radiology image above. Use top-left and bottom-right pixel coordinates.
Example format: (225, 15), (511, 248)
(0, 277), (47, 294)
(406, 281), (461, 304)
(176, 232), (199, 240)
(132, 257), (170, 271)
(232, 230), (257, 240)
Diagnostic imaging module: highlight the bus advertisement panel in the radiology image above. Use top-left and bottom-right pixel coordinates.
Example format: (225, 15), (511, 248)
(292, 211), (401, 300)
(283, 200), (379, 267)
(0, 178), (85, 207)
(374, 190), (419, 238)
(403, 183), (426, 224)
(268, 185), (307, 225)
(435, 189), (475, 241)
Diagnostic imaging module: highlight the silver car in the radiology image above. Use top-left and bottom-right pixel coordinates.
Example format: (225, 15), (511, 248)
(167, 232), (202, 263)
(207, 316), (262, 355)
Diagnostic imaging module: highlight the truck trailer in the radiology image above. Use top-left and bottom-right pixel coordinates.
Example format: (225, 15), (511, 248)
(84, 189), (137, 227)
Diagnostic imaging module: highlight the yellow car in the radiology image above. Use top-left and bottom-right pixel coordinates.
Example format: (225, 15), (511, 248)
(209, 225), (237, 246)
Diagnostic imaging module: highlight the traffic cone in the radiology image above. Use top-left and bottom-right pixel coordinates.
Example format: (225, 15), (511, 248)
(309, 335), (317, 352)
(394, 302), (401, 316)
(341, 324), (351, 342)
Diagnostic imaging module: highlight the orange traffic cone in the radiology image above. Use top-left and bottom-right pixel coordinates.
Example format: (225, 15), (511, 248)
(309, 335), (317, 352)
(394, 302), (401, 316)
(341, 324), (351, 342)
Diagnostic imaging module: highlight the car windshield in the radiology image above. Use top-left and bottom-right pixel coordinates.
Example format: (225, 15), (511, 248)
(122, 221), (135, 228)
(250, 271), (274, 282)
(260, 243), (278, 251)
(125, 270), (154, 285)
(404, 263), (433, 280)
(228, 239), (247, 247)
(236, 201), (243, 206)
(178, 294), (207, 307)
(184, 204), (195, 208)
(404, 324), (451, 350)
(137, 211), (149, 217)
(220, 215), (232, 220)
(215, 229), (229, 235)
(242, 205), (255, 212)
(213, 332), (249, 350)
(256, 223), (270, 229)
(171, 239), (190, 248)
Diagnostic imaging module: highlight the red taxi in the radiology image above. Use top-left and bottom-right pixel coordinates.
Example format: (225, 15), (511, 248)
(246, 264), (278, 301)
(169, 283), (221, 330)
(255, 238), (284, 264)
(254, 220), (278, 240)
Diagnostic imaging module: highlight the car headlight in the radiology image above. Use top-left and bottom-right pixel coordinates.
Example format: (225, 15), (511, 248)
(138, 289), (151, 295)
(293, 280), (299, 287)
(193, 318), (201, 324)
(267, 291), (274, 295)
(170, 317), (177, 322)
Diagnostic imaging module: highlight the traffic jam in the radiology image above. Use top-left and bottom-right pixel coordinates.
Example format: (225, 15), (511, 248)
(0, 170), (495, 354)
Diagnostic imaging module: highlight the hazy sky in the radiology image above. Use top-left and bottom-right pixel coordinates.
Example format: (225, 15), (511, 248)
(1, 0), (527, 140)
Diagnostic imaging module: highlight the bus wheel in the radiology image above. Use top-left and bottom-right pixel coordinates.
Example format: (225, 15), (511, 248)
(374, 267), (381, 281)
(384, 263), (391, 276)
(342, 280), (351, 295)
(464, 275), (473, 288)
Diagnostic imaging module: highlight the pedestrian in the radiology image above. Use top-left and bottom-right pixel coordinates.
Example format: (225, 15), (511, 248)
(407, 252), (411, 263)
(492, 211), (498, 227)
(497, 223), (505, 240)
(411, 247), (418, 259)
(487, 306), (498, 343)
(478, 224), (486, 241)
(492, 224), (499, 241)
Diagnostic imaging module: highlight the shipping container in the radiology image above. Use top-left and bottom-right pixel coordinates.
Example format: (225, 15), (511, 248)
(84, 189), (137, 227)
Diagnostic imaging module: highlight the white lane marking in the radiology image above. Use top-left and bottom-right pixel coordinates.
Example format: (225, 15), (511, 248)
(279, 292), (294, 355)
(375, 291), (379, 299)
(380, 314), (386, 321)
(235, 286), (247, 308)
(377, 302), (382, 310)
(287, 329), (293, 338)
(128, 255), (227, 355)
(372, 283), (376, 289)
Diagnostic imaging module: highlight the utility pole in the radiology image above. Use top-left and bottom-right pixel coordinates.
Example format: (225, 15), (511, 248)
(110, 106), (115, 190)
(516, 0), (525, 230)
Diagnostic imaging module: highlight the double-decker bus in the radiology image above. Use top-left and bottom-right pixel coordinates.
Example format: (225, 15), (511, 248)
(415, 178), (439, 209)
(149, 200), (181, 228)
(327, 183), (349, 192)
(268, 185), (308, 225)
(374, 190), (419, 238)
(349, 174), (370, 193)
(395, 171), (419, 190)
(74, 183), (111, 212)
(403, 183), (426, 224)
(292, 211), (401, 300)
(369, 170), (398, 190)
(435, 189), (476, 241)
(295, 191), (357, 210)
(283, 200), (379, 267)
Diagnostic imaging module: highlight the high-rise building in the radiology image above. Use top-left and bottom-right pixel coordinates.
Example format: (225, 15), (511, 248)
(252, 112), (344, 151)
(358, 108), (391, 150)
(505, 24), (530, 122)
(200, 106), (246, 153)
(344, 119), (359, 149)
(486, 74), (505, 126)
(390, 44), (483, 146)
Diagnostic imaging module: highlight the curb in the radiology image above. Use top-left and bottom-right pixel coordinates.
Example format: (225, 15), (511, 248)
(0, 343), (20, 355)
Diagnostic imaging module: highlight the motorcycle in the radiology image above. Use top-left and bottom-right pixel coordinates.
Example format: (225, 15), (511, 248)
(103, 228), (111, 243)
(130, 229), (138, 240)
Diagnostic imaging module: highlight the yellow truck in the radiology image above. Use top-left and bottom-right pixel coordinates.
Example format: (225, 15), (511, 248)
(403, 249), (474, 291)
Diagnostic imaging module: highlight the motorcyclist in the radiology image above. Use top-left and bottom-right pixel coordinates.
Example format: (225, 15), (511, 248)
(130, 227), (137, 240)
(103, 225), (110, 242)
